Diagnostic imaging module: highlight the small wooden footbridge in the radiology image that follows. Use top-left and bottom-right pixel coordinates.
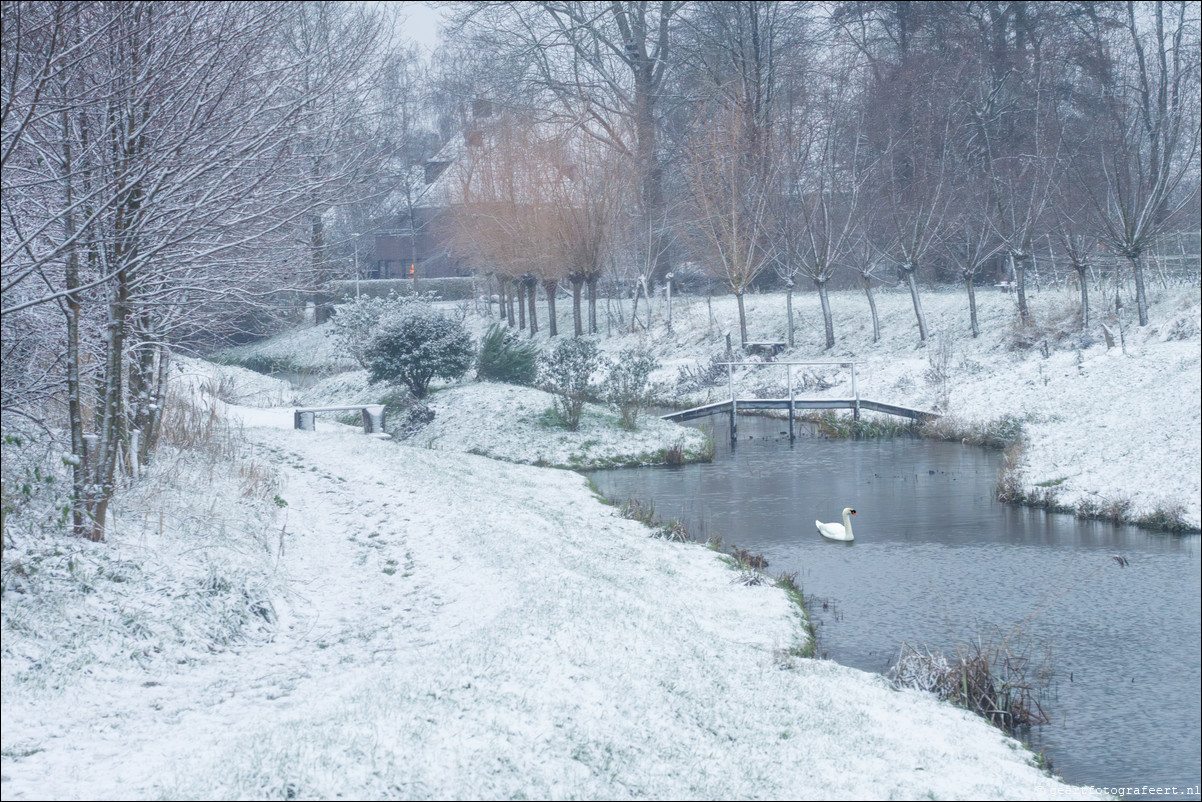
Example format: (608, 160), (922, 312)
(662, 360), (938, 442)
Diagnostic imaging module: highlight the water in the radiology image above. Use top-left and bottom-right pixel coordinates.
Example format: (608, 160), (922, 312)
(588, 414), (1202, 798)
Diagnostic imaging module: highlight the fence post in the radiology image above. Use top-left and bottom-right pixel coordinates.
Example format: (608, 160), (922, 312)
(728, 362), (737, 444)
(788, 365), (795, 441)
(850, 363), (860, 421)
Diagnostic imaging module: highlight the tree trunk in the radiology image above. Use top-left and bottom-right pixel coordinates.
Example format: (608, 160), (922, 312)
(543, 278), (559, 337)
(140, 346), (170, 463)
(735, 290), (748, 346)
(1075, 265), (1090, 330)
(586, 274), (599, 334)
(965, 274), (980, 338)
(570, 274), (584, 336)
(902, 265), (929, 341)
(1129, 253), (1149, 326)
(525, 276), (538, 336)
(816, 280), (834, 349)
(90, 284), (129, 542)
(863, 277), (880, 343)
(516, 279), (526, 330)
(785, 287), (795, 348)
(1012, 251), (1030, 323)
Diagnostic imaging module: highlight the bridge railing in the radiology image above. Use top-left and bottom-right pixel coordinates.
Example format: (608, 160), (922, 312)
(722, 360), (860, 441)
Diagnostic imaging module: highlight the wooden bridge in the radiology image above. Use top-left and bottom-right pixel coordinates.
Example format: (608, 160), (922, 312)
(661, 361), (938, 442)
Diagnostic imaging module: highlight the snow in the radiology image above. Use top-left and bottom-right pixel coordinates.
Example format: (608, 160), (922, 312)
(1, 419), (1096, 800)
(6, 281), (1195, 799)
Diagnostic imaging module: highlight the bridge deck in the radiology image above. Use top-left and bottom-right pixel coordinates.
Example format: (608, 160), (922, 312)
(662, 398), (937, 423)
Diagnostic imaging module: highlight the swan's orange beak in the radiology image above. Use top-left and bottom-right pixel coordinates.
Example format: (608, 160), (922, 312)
(850, 510), (857, 515)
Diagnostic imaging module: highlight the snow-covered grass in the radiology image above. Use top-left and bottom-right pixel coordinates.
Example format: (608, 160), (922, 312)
(406, 382), (712, 468)
(7, 279), (1193, 799)
(2, 378), (285, 694)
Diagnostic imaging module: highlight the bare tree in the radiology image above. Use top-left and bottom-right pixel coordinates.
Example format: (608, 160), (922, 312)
(682, 101), (775, 346)
(853, 24), (958, 343)
(942, 185), (1003, 339)
(550, 139), (628, 336)
(2, 1), (396, 541)
(786, 70), (874, 350)
(447, 1), (685, 284)
(452, 114), (569, 337)
(1083, 1), (1200, 327)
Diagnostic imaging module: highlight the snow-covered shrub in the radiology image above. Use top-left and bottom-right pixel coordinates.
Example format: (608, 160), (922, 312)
(391, 398), (436, 440)
(540, 338), (603, 431)
(1165, 312), (1199, 341)
(328, 292), (438, 369)
(924, 332), (956, 410)
(750, 381), (789, 399)
(675, 352), (727, 394)
(1005, 297), (1081, 352)
(1, 429), (72, 551)
(475, 324), (538, 386)
(603, 346), (659, 430)
(364, 306), (474, 399)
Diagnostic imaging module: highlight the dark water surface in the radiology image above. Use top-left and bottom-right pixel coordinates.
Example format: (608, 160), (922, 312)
(588, 414), (1201, 798)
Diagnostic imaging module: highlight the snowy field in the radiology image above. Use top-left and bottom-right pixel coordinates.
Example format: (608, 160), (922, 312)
(5, 281), (1197, 799)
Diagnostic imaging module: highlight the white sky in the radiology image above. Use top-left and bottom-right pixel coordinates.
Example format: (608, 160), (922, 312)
(392, 1), (446, 57)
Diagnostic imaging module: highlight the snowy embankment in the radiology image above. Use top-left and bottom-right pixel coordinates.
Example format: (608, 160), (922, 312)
(1, 362), (1100, 798)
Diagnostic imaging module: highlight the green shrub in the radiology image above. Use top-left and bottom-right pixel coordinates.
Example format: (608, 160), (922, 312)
(476, 324), (538, 385)
(603, 346), (659, 429)
(328, 293), (437, 369)
(540, 338), (603, 431)
(364, 306), (474, 399)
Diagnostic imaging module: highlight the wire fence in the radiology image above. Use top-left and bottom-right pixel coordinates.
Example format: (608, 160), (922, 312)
(1025, 230), (1202, 293)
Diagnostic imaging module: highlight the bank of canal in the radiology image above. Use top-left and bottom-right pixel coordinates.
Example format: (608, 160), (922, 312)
(588, 414), (1201, 798)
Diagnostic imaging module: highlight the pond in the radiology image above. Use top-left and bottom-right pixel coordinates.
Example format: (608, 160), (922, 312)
(588, 413), (1201, 798)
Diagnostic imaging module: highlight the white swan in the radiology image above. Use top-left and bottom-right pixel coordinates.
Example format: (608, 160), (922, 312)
(816, 508), (857, 541)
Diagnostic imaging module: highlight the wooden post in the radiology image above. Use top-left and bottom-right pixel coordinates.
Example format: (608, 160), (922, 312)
(850, 363), (860, 421)
(787, 364), (795, 441)
(728, 362), (737, 444)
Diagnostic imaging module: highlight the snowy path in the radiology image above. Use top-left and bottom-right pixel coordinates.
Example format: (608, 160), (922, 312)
(2, 423), (1103, 799)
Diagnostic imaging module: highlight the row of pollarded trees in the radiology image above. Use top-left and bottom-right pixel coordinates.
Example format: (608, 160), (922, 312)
(450, 117), (629, 339)
(437, 1), (1200, 346)
(1, 1), (406, 541)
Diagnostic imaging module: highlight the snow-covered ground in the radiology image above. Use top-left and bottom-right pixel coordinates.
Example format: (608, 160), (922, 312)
(4, 281), (1195, 799)
(1, 375), (1102, 799)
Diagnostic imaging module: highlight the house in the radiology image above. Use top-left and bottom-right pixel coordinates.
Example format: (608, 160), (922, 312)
(368, 104), (497, 280)
(369, 101), (615, 282)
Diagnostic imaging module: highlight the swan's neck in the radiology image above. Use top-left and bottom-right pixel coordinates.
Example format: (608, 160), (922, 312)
(843, 510), (854, 536)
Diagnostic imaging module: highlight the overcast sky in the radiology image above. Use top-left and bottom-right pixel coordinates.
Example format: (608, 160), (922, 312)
(394, 1), (445, 56)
